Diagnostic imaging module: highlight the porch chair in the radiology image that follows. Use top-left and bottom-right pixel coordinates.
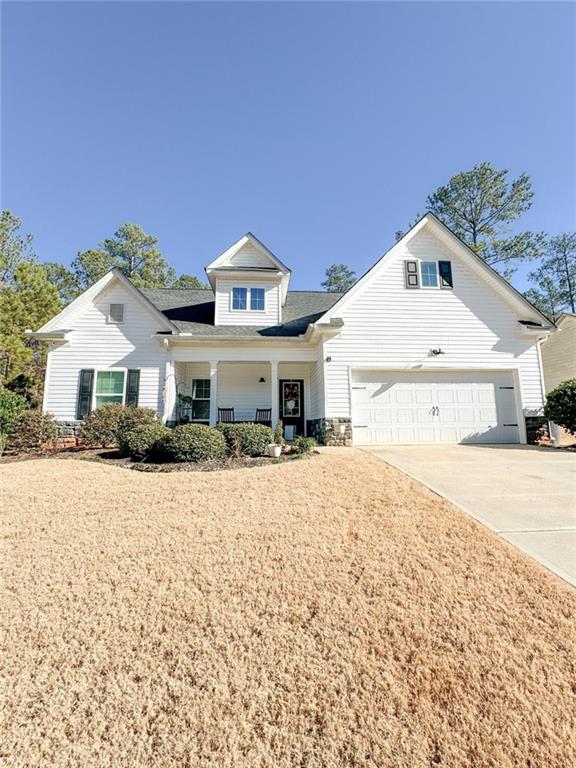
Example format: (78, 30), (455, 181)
(254, 408), (272, 427)
(218, 407), (235, 423)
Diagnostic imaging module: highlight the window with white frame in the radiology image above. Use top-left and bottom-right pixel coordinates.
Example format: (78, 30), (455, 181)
(250, 287), (265, 311)
(94, 370), (125, 408)
(191, 379), (210, 420)
(420, 261), (439, 288)
(231, 287), (266, 311)
(232, 287), (247, 310)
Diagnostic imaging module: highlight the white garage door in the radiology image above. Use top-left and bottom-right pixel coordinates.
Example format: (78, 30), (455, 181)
(351, 371), (520, 444)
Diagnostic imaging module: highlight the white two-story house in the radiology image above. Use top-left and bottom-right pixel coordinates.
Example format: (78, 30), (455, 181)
(30, 214), (555, 445)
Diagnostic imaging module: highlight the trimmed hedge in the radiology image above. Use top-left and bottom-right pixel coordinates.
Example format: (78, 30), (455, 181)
(80, 405), (158, 447)
(119, 422), (171, 460)
(544, 379), (576, 435)
(217, 422), (274, 457)
(161, 424), (226, 463)
(6, 409), (58, 452)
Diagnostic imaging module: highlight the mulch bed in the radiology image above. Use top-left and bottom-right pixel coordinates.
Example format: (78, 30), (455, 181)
(0, 447), (310, 472)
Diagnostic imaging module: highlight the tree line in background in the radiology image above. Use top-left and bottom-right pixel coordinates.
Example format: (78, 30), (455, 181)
(1, 161), (574, 403)
(0, 215), (207, 402)
(322, 163), (575, 323)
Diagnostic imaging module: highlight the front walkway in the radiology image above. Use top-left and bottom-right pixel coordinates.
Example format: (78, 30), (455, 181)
(363, 444), (576, 587)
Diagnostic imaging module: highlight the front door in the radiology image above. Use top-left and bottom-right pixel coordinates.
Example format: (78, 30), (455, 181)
(279, 379), (305, 437)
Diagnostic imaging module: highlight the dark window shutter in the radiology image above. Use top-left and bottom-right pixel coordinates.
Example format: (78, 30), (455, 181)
(76, 369), (94, 420)
(126, 369), (140, 407)
(404, 260), (419, 289)
(439, 260), (453, 288)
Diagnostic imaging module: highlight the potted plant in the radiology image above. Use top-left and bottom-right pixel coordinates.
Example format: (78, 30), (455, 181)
(268, 420), (284, 458)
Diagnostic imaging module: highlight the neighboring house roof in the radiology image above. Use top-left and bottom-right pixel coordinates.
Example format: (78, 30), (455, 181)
(141, 288), (343, 337)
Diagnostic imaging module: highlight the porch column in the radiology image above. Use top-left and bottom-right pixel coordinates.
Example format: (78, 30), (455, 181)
(270, 360), (279, 427)
(163, 357), (177, 424)
(209, 361), (219, 427)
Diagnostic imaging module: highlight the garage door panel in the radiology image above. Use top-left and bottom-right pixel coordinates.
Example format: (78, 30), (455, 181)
(351, 371), (520, 445)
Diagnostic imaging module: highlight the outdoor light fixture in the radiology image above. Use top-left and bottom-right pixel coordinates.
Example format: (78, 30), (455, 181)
(430, 347), (445, 356)
(326, 356), (332, 362)
(259, 377), (266, 383)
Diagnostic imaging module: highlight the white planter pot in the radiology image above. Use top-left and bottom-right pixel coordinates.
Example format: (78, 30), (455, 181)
(335, 423), (346, 435)
(268, 444), (282, 458)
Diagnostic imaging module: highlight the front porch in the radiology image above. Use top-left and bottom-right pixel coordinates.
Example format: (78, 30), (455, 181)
(167, 361), (311, 438)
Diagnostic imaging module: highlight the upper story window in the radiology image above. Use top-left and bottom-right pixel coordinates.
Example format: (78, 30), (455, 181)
(232, 287), (247, 310)
(250, 287), (265, 311)
(108, 303), (125, 323)
(421, 261), (439, 288)
(404, 260), (453, 290)
(231, 287), (266, 311)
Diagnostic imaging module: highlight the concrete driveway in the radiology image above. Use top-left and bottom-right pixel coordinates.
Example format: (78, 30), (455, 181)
(364, 445), (576, 587)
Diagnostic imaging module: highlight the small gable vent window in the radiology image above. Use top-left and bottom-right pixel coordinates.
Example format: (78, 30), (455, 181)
(109, 303), (125, 323)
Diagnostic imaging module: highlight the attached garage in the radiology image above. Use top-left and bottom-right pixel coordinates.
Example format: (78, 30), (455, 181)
(351, 370), (521, 445)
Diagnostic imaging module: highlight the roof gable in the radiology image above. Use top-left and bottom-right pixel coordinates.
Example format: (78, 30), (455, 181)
(205, 233), (291, 273)
(318, 213), (554, 329)
(36, 268), (178, 334)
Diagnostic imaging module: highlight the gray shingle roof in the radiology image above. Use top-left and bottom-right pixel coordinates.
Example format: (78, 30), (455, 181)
(140, 288), (342, 336)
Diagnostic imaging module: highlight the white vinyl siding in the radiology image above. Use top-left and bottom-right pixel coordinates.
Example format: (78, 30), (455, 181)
(214, 279), (281, 326)
(323, 229), (545, 423)
(540, 315), (576, 392)
(308, 356), (325, 420)
(43, 281), (164, 420)
(228, 243), (275, 268)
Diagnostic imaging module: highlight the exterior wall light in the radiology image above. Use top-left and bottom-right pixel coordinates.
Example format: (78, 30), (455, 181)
(326, 356), (332, 362)
(259, 377), (266, 383)
(430, 348), (445, 356)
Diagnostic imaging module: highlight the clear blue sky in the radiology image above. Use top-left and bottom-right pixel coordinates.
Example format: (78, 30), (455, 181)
(2, 1), (574, 291)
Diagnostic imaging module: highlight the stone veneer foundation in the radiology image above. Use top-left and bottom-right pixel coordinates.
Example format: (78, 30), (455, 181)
(307, 418), (352, 447)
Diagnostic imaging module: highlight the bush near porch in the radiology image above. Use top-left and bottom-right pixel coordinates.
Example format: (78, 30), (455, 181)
(80, 404), (158, 447)
(216, 422), (274, 457)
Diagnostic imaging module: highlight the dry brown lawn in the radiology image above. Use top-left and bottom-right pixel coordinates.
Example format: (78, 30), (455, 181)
(1, 451), (575, 768)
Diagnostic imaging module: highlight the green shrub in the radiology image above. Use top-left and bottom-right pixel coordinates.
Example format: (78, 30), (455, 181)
(80, 405), (158, 447)
(0, 433), (6, 457)
(118, 422), (171, 460)
(293, 436), (317, 454)
(544, 379), (576, 434)
(273, 421), (285, 446)
(6, 409), (57, 452)
(217, 422), (274, 457)
(0, 386), (28, 434)
(161, 424), (226, 463)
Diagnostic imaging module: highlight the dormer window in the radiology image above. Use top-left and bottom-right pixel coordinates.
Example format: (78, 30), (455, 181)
(250, 287), (265, 311)
(232, 287), (247, 310)
(231, 287), (266, 311)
